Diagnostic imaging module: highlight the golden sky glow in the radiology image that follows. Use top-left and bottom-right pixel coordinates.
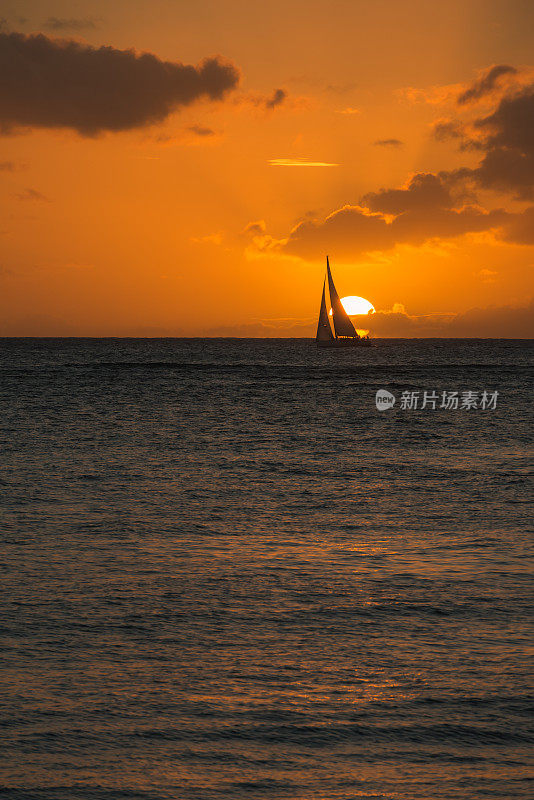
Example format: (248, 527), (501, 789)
(0, 0), (533, 336)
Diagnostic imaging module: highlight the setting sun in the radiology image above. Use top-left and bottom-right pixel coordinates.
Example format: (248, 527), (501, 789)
(340, 296), (375, 316)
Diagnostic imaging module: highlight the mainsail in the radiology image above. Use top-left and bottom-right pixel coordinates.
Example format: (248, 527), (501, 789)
(316, 278), (334, 342)
(326, 256), (357, 338)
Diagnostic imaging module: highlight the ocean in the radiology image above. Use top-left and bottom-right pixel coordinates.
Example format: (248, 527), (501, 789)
(1, 337), (532, 800)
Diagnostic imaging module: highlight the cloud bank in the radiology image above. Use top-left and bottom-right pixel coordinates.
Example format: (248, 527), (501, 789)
(253, 67), (534, 261)
(0, 31), (240, 135)
(269, 173), (512, 259)
(438, 79), (534, 199)
(204, 301), (534, 338)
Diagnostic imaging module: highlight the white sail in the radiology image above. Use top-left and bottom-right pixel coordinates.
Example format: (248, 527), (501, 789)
(326, 257), (357, 338)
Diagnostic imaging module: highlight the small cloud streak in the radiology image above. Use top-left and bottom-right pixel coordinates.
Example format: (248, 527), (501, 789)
(238, 88), (289, 111)
(265, 88), (287, 109)
(335, 107), (360, 115)
(269, 158), (339, 167)
(15, 187), (50, 202)
(190, 231), (224, 245)
(43, 16), (100, 31)
(373, 138), (403, 147)
(187, 125), (216, 137)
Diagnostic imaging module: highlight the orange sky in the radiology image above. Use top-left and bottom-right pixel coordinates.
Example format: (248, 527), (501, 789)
(0, 0), (533, 336)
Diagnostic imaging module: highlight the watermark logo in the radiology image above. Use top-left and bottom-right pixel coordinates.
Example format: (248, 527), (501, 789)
(375, 389), (499, 411)
(375, 389), (396, 410)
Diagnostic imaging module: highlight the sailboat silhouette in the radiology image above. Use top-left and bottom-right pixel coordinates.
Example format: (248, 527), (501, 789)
(316, 257), (372, 347)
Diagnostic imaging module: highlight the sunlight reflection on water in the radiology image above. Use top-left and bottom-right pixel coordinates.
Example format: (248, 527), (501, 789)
(0, 338), (532, 799)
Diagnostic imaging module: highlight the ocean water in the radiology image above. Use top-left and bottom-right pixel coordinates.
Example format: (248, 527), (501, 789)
(0, 337), (532, 800)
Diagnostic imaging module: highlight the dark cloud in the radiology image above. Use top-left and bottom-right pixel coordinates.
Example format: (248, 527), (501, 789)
(278, 197), (534, 258)
(448, 301), (534, 337)
(0, 160), (15, 170)
(0, 31), (240, 136)
(498, 205), (534, 245)
(433, 119), (465, 142)
(363, 173), (453, 215)
(282, 200), (506, 260)
(43, 16), (100, 31)
(457, 65), (518, 106)
(373, 138), (403, 147)
(457, 65), (517, 105)
(272, 166), (533, 255)
(439, 84), (534, 199)
(187, 125), (216, 137)
(474, 86), (534, 154)
(15, 187), (50, 201)
(264, 88), (287, 109)
(243, 88), (288, 110)
(460, 146), (534, 199)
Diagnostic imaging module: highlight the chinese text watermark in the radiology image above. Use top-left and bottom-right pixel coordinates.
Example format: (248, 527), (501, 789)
(376, 389), (499, 411)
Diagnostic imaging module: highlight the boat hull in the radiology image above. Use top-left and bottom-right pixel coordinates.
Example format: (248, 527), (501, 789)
(316, 338), (372, 348)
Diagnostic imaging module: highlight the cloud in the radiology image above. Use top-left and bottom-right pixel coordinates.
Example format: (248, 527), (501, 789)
(255, 64), (534, 263)
(373, 138), (403, 147)
(350, 301), (534, 337)
(269, 158), (338, 167)
(324, 82), (358, 94)
(203, 320), (316, 337)
(433, 119), (465, 143)
(273, 181), (533, 259)
(190, 231), (223, 245)
(436, 79), (534, 199)
(402, 64), (534, 110)
(448, 300), (534, 337)
(265, 88), (287, 109)
(474, 86), (534, 153)
(242, 220), (266, 237)
(238, 88), (289, 111)
(442, 83), (534, 200)
(258, 144), (534, 257)
(0, 31), (240, 136)
(15, 187), (50, 201)
(363, 173), (453, 214)
(335, 107), (360, 115)
(457, 64), (517, 105)
(187, 125), (216, 137)
(43, 16), (100, 31)
(280, 199), (506, 260)
(498, 205), (534, 245)
(203, 301), (534, 338)
(397, 84), (461, 106)
(0, 160), (15, 170)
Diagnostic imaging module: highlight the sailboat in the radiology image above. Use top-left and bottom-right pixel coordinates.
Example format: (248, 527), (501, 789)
(316, 257), (372, 347)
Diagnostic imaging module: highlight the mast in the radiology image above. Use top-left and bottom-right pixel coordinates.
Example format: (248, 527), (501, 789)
(326, 256), (358, 338)
(316, 277), (334, 342)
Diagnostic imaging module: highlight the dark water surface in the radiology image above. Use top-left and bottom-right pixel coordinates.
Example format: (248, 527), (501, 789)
(1, 338), (532, 800)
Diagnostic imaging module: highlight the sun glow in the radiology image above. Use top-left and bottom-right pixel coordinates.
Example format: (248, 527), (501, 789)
(340, 296), (375, 315)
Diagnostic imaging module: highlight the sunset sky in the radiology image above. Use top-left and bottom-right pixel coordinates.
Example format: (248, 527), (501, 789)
(1, 0), (533, 336)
